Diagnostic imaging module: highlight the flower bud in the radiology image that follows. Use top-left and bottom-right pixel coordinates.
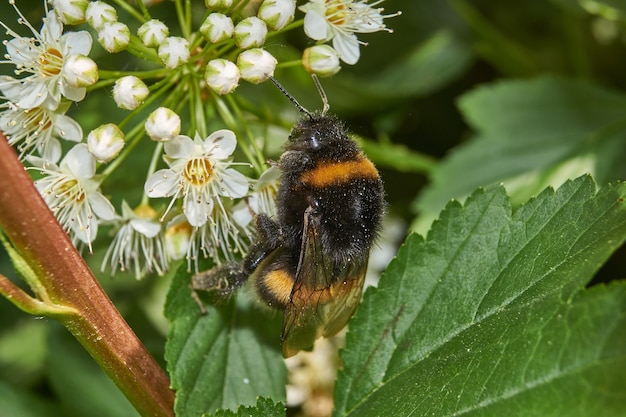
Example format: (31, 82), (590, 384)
(50, 0), (89, 25)
(137, 19), (169, 48)
(113, 76), (149, 110)
(258, 0), (296, 31)
(302, 45), (341, 77)
(98, 22), (131, 53)
(205, 0), (234, 10)
(205, 59), (240, 95)
(165, 216), (192, 261)
(145, 107), (181, 141)
(87, 123), (125, 162)
(86, 1), (117, 31)
(237, 48), (277, 84)
(158, 37), (190, 69)
(200, 13), (234, 43)
(62, 54), (99, 87)
(234, 17), (268, 49)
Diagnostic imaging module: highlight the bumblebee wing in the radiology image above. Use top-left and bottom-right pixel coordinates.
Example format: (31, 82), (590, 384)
(281, 207), (367, 358)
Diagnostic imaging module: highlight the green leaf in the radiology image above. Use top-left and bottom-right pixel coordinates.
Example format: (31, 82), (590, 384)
(413, 76), (626, 232)
(212, 397), (285, 417)
(164, 267), (287, 416)
(0, 381), (61, 417)
(335, 175), (626, 416)
(360, 139), (437, 174)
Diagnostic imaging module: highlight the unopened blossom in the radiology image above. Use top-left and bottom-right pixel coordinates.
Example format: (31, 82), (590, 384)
(158, 37), (190, 69)
(144, 130), (250, 228)
(0, 99), (82, 161)
(299, 0), (399, 64)
(113, 76), (149, 110)
(145, 107), (181, 141)
(137, 19), (169, 48)
(28, 144), (116, 249)
(62, 54), (99, 87)
(0, 6), (93, 109)
(165, 215), (192, 261)
(205, 0), (234, 10)
(258, 0), (296, 31)
(302, 45), (341, 76)
(87, 123), (125, 162)
(50, 0), (89, 25)
(234, 17), (268, 49)
(237, 48), (277, 84)
(200, 13), (234, 43)
(85, 1), (118, 31)
(101, 201), (168, 279)
(98, 21), (130, 53)
(205, 59), (240, 95)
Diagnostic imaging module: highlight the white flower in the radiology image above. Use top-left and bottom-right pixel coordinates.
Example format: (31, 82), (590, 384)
(0, 97), (82, 161)
(101, 201), (169, 279)
(158, 37), (190, 69)
(234, 17), (268, 49)
(113, 76), (149, 110)
(258, 0), (296, 31)
(137, 19), (169, 48)
(62, 54), (99, 87)
(200, 13), (234, 43)
(237, 48), (277, 84)
(0, 6), (93, 109)
(232, 165), (280, 228)
(87, 123), (125, 162)
(144, 130), (250, 228)
(299, 0), (399, 64)
(187, 199), (252, 269)
(28, 144), (116, 250)
(85, 1), (118, 31)
(98, 21), (130, 53)
(50, 0), (89, 25)
(205, 59), (240, 95)
(145, 107), (181, 141)
(302, 45), (341, 76)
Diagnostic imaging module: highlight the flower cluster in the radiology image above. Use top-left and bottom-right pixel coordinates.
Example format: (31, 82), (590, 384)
(1, 0), (398, 279)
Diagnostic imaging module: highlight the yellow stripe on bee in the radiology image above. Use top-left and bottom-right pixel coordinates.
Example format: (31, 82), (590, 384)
(262, 269), (294, 305)
(300, 157), (379, 188)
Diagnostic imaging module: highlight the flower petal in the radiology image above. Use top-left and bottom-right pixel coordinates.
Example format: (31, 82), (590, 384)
(145, 169), (179, 198)
(130, 218), (162, 238)
(184, 193), (211, 227)
(333, 31), (360, 65)
(219, 168), (250, 198)
(303, 9), (329, 40)
(54, 113), (83, 142)
(63, 144), (95, 178)
(90, 191), (116, 220)
(164, 135), (194, 159)
(205, 129), (236, 159)
(62, 31), (93, 55)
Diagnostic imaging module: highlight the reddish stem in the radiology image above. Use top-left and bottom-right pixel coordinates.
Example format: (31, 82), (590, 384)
(0, 134), (175, 417)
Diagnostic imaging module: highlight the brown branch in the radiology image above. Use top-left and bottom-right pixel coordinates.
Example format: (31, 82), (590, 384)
(0, 133), (174, 417)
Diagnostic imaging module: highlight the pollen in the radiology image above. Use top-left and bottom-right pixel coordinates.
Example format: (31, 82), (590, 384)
(183, 157), (214, 186)
(39, 48), (63, 77)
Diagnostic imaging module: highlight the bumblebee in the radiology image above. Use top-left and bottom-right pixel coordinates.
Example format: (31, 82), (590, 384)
(192, 77), (385, 358)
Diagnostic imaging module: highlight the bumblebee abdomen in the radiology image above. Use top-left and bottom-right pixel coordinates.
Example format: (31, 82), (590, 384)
(299, 156), (379, 188)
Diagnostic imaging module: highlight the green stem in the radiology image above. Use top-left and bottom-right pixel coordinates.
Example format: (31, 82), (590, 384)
(0, 133), (175, 417)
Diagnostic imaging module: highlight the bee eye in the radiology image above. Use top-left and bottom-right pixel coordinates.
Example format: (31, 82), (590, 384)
(307, 132), (321, 150)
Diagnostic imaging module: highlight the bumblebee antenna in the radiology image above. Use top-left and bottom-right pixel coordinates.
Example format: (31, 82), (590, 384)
(269, 76), (313, 118)
(311, 74), (330, 115)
